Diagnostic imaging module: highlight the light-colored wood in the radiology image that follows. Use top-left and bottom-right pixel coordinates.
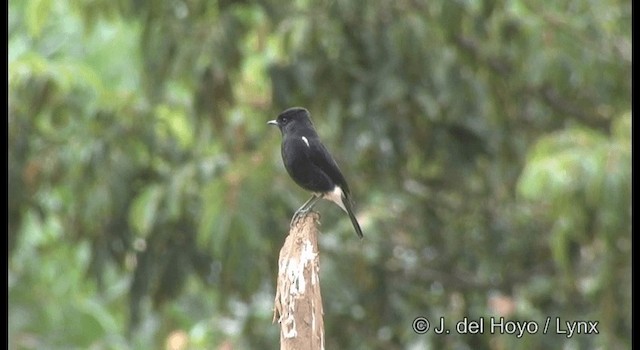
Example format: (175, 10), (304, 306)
(273, 212), (324, 350)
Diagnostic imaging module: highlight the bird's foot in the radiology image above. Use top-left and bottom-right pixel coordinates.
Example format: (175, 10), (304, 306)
(290, 208), (311, 228)
(290, 195), (321, 228)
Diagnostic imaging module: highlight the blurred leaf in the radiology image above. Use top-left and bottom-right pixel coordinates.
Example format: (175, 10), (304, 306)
(129, 185), (164, 238)
(612, 111), (631, 141)
(156, 104), (194, 150)
(25, 0), (52, 38)
(198, 179), (232, 255)
(518, 127), (607, 202)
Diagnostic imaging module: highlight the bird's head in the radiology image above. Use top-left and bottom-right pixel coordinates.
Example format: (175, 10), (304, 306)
(267, 107), (315, 135)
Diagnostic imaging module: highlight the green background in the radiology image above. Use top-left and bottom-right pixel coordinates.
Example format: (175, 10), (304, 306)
(9, 0), (631, 349)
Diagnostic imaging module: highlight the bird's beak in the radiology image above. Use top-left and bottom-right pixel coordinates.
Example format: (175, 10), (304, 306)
(267, 120), (278, 126)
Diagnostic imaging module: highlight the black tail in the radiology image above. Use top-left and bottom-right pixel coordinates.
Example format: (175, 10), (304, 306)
(342, 195), (363, 239)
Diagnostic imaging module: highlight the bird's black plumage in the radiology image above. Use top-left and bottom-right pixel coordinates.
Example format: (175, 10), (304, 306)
(268, 107), (363, 238)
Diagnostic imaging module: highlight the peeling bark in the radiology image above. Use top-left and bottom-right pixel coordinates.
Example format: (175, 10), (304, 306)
(273, 212), (324, 350)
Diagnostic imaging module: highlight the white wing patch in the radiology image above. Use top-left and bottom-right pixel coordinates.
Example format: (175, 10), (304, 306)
(301, 136), (310, 147)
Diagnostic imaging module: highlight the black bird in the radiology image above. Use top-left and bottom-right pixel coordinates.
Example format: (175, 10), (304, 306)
(268, 107), (363, 239)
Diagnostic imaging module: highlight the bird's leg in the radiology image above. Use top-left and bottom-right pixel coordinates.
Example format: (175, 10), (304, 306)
(296, 194), (321, 215)
(290, 194), (321, 227)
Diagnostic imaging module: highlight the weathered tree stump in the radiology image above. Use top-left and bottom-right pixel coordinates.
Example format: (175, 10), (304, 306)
(273, 212), (324, 350)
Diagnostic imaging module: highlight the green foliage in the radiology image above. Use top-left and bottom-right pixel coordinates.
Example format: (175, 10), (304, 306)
(516, 113), (630, 348)
(9, 0), (630, 348)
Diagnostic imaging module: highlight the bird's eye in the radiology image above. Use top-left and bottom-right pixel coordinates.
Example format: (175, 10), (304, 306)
(281, 117), (288, 124)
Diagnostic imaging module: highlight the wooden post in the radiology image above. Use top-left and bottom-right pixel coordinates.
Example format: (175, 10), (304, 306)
(273, 212), (324, 350)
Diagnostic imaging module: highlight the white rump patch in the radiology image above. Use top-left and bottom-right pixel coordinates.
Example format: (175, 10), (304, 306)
(322, 186), (347, 213)
(301, 136), (310, 147)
